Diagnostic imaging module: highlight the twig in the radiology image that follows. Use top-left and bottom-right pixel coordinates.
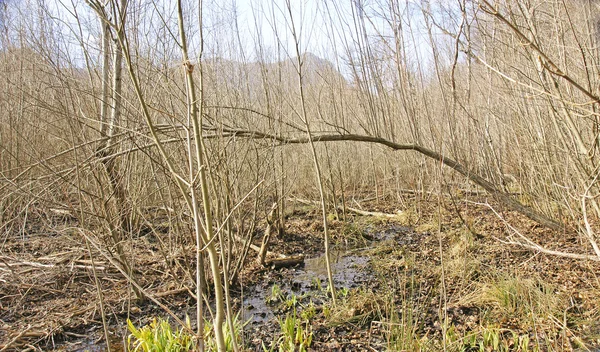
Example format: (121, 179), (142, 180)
(0, 324), (32, 351)
(73, 227), (194, 333)
(494, 237), (598, 261)
(0, 258), (106, 271)
(581, 183), (600, 261)
(0, 260), (54, 268)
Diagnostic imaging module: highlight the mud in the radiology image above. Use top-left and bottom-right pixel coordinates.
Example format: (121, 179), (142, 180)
(239, 225), (418, 349)
(242, 249), (376, 324)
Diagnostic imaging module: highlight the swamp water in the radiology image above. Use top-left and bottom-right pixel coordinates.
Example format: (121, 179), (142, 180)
(242, 224), (415, 324)
(72, 225), (417, 350)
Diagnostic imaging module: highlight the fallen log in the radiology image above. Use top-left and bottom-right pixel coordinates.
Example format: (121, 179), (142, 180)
(290, 198), (402, 219)
(264, 255), (305, 269)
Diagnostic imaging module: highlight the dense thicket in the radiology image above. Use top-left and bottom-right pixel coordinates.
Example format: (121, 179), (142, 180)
(2, 0), (600, 348)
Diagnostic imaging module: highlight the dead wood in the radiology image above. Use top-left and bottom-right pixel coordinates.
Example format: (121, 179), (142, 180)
(291, 197), (402, 218)
(221, 129), (562, 230)
(482, 202), (600, 261)
(264, 255), (305, 269)
(0, 325), (33, 352)
(500, 239), (600, 261)
(0, 256), (107, 271)
(258, 203), (279, 265)
(229, 230), (285, 259)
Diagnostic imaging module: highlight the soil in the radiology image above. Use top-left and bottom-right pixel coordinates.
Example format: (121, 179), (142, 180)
(1, 196), (600, 351)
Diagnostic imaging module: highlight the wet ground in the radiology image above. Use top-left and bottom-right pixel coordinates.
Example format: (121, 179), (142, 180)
(242, 251), (373, 321)
(239, 224), (431, 351)
(3, 201), (600, 351)
(241, 224), (413, 325)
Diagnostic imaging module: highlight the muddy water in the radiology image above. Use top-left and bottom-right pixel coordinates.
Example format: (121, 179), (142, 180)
(72, 225), (415, 349)
(242, 250), (374, 323)
(375, 224), (415, 242)
(241, 225), (417, 324)
(242, 289), (275, 323)
(297, 251), (372, 289)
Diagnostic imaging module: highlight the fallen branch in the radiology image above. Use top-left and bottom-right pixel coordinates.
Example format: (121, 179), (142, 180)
(496, 238), (599, 261)
(265, 255), (305, 269)
(0, 324), (32, 352)
(291, 197), (402, 218)
(74, 227), (193, 333)
(0, 258), (106, 271)
(0, 260), (54, 268)
(480, 202), (599, 261)
(220, 128), (562, 230)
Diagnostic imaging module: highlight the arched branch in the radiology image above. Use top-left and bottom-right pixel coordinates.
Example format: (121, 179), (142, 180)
(217, 128), (563, 230)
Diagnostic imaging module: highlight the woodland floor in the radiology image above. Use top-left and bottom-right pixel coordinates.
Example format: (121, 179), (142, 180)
(1, 195), (600, 351)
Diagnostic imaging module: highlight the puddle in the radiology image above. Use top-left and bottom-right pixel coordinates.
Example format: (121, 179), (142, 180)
(295, 251), (371, 289)
(241, 225), (417, 323)
(241, 250), (374, 323)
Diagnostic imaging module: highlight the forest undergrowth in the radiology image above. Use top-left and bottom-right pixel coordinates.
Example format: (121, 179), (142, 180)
(1, 195), (599, 351)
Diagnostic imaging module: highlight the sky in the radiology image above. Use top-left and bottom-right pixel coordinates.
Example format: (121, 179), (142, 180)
(230, 0), (356, 61)
(207, 0), (432, 61)
(2, 0), (447, 77)
(197, 0), (440, 74)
